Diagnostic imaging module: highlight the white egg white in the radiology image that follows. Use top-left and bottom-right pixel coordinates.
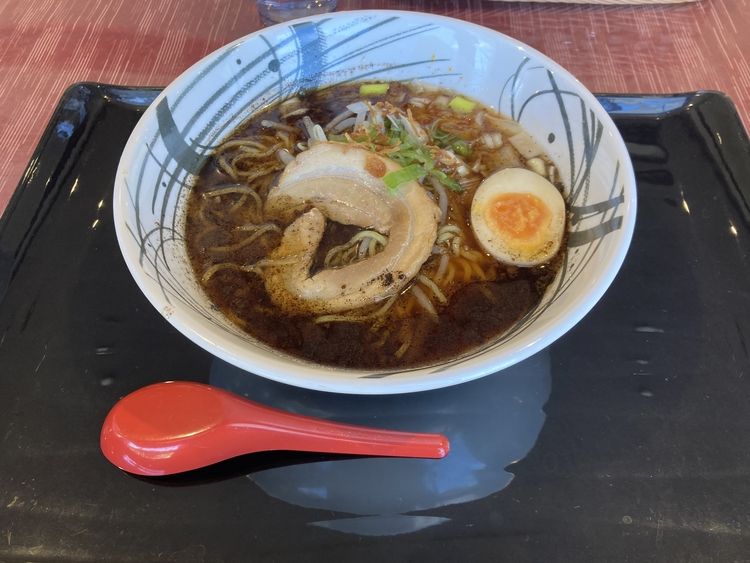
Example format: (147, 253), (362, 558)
(470, 167), (566, 267)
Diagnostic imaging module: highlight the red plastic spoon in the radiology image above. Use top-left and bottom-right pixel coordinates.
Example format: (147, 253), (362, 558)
(100, 381), (450, 476)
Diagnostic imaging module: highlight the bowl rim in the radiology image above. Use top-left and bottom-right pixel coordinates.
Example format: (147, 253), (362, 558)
(113, 9), (637, 394)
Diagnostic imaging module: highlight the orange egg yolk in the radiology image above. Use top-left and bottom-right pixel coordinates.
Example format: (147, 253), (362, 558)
(487, 193), (550, 240)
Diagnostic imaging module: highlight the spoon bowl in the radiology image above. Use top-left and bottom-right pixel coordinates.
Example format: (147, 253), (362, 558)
(100, 381), (450, 476)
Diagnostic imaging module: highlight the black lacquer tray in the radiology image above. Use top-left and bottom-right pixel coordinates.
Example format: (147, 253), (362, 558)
(1, 84), (749, 561)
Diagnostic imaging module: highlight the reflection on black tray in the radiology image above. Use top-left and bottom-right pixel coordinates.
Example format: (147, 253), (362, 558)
(210, 353), (549, 536)
(0, 84), (749, 561)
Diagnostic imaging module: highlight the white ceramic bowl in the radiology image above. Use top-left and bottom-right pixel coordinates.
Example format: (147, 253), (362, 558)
(113, 10), (636, 394)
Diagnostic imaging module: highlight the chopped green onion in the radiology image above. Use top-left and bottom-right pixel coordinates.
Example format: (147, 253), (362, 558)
(391, 145), (434, 170)
(360, 83), (390, 96)
(452, 140), (472, 157)
(448, 96), (477, 113)
(429, 125), (456, 146)
(327, 133), (347, 142)
(430, 126), (471, 156)
(383, 163), (426, 192)
(339, 109), (465, 194)
(429, 169), (462, 192)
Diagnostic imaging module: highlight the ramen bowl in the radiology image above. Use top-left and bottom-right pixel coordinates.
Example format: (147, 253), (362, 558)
(113, 10), (636, 394)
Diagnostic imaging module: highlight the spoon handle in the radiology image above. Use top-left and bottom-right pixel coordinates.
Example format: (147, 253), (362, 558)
(242, 400), (450, 459)
(216, 385), (450, 459)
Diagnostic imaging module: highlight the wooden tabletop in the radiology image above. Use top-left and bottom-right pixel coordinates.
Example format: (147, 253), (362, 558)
(1, 0), (748, 215)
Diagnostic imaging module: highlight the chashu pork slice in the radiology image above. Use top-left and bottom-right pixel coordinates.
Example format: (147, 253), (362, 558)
(262, 141), (440, 315)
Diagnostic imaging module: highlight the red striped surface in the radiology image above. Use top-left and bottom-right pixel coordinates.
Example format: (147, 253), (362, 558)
(1, 0), (748, 213)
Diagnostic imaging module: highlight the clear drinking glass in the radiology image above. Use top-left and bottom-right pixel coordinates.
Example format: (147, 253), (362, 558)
(256, 0), (337, 25)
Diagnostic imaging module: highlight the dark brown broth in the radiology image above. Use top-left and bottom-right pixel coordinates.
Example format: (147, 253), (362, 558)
(185, 83), (566, 369)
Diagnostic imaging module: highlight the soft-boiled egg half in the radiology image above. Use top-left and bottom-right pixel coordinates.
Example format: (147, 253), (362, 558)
(470, 167), (566, 267)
